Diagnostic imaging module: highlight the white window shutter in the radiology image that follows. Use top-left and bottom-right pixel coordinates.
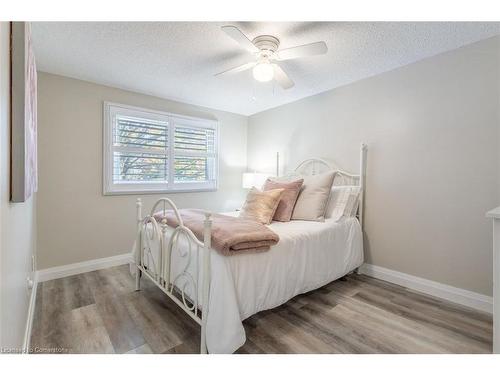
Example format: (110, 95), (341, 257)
(113, 115), (169, 183)
(103, 102), (218, 195)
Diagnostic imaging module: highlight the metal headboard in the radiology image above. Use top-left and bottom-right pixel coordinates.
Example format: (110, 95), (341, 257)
(292, 144), (367, 228)
(294, 158), (360, 186)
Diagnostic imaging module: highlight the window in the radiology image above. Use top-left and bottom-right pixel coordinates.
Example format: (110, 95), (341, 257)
(103, 102), (218, 194)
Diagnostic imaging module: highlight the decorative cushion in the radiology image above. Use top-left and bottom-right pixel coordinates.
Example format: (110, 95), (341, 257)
(291, 171), (336, 222)
(263, 178), (304, 222)
(325, 185), (361, 221)
(346, 188), (361, 217)
(239, 187), (284, 224)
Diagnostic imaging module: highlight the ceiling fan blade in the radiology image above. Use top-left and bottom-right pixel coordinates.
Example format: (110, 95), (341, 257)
(277, 41), (328, 61)
(221, 26), (259, 53)
(273, 64), (294, 89)
(214, 61), (257, 76)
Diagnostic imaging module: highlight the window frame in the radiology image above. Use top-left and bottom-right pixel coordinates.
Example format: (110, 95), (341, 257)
(103, 102), (219, 195)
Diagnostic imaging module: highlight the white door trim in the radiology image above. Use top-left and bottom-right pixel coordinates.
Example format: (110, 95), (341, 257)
(22, 274), (38, 353)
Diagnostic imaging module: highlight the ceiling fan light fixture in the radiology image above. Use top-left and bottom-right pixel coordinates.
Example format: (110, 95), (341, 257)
(217, 26), (327, 89)
(252, 62), (274, 82)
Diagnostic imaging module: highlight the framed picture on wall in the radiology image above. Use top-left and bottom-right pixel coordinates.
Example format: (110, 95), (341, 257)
(10, 21), (38, 202)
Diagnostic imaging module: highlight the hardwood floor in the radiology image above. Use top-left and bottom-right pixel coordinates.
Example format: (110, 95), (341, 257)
(30, 265), (492, 354)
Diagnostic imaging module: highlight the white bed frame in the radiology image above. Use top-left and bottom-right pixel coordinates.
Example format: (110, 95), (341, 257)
(134, 143), (367, 353)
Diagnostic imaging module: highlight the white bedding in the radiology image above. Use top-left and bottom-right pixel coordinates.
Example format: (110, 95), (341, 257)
(137, 214), (363, 353)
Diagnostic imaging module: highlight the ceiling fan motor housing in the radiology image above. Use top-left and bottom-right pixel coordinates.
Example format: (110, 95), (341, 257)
(252, 35), (280, 57)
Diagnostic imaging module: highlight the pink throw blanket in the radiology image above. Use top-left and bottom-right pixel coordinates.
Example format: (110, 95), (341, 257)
(154, 209), (279, 256)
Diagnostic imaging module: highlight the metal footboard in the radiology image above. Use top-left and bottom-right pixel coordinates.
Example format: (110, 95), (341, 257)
(134, 198), (212, 354)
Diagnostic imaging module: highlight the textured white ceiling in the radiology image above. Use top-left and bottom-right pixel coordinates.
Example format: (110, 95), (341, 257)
(31, 22), (500, 116)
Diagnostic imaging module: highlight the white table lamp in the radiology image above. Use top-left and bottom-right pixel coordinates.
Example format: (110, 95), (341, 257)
(242, 172), (269, 189)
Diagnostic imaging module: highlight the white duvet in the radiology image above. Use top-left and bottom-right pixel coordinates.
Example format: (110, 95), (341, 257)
(136, 214), (363, 353)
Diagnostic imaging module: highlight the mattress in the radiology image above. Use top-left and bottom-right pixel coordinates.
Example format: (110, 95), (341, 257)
(138, 214), (364, 353)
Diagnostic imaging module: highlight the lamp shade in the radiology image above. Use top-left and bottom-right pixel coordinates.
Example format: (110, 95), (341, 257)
(242, 172), (269, 189)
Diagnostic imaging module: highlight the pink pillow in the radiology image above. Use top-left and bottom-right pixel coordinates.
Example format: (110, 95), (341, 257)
(263, 178), (304, 222)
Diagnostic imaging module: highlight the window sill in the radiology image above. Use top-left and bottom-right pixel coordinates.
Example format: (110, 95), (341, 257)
(103, 187), (218, 196)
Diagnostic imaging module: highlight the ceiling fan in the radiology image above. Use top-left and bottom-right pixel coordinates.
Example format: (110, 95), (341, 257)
(215, 25), (328, 90)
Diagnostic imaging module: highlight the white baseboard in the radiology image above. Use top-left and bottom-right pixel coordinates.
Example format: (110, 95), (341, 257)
(36, 253), (132, 283)
(358, 264), (493, 314)
(22, 274), (38, 353)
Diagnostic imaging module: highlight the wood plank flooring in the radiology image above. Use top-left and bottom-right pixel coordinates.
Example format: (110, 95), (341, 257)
(30, 265), (492, 354)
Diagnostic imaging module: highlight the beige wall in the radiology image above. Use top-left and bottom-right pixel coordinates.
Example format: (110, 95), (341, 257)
(37, 73), (248, 269)
(0, 22), (37, 348)
(247, 37), (500, 296)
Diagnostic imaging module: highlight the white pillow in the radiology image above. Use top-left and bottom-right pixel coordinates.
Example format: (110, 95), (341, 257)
(345, 189), (361, 217)
(291, 172), (336, 222)
(326, 186), (361, 221)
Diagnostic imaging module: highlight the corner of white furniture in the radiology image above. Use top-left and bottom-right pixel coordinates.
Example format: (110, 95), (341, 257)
(486, 207), (500, 219)
(486, 206), (500, 354)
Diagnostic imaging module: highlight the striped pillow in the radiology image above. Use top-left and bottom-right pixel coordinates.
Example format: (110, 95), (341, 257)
(326, 186), (361, 221)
